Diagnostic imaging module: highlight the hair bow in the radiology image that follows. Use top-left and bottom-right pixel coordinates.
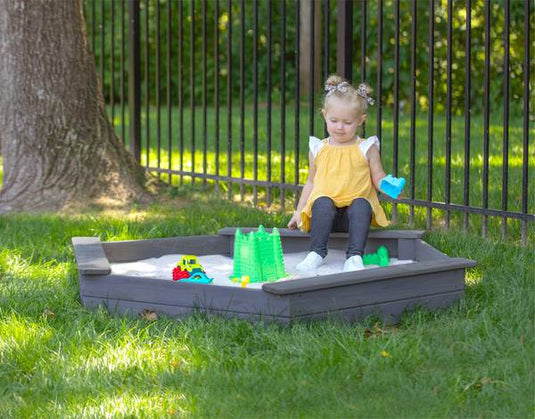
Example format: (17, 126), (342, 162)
(324, 81), (350, 97)
(356, 84), (375, 105)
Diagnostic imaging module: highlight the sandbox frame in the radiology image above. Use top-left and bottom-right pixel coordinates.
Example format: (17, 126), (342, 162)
(72, 229), (476, 324)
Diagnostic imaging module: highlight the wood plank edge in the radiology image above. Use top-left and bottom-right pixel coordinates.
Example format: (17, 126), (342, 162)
(82, 295), (291, 320)
(263, 261), (474, 295)
(218, 227), (426, 239)
(72, 237), (111, 275)
(292, 289), (464, 321)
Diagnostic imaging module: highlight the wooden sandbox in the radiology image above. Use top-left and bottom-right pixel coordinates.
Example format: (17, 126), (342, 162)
(72, 228), (476, 325)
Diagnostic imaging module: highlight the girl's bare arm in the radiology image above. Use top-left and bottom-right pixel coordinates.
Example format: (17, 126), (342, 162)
(366, 145), (387, 192)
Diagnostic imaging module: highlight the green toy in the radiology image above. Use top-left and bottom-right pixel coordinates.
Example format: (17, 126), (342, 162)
(231, 225), (288, 283)
(363, 246), (390, 267)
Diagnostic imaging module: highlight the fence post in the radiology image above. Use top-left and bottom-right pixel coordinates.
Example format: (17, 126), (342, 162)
(128, 0), (141, 162)
(337, 0), (353, 81)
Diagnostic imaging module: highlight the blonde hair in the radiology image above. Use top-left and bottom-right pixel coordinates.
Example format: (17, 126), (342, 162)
(322, 75), (374, 116)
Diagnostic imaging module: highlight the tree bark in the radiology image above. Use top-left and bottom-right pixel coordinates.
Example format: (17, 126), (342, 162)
(299, 0), (322, 96)
(0, 0), (152, 213)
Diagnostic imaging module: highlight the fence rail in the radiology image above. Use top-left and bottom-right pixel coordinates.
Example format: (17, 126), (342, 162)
(84, 0), (534, 243)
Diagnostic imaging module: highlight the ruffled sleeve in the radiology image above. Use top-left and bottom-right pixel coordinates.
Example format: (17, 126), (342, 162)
(359, 135), (380, 160)
(309, 136), (325, 159)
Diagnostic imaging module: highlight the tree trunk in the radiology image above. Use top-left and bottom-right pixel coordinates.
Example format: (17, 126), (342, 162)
(0, 0), (152, 213)
(299, 0), (322, 96)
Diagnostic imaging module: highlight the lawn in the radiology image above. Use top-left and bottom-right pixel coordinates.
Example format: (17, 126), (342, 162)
(0, 187), (534, 417)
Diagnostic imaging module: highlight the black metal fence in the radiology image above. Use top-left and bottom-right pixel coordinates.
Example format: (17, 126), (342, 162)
(84, 0), (534, 243)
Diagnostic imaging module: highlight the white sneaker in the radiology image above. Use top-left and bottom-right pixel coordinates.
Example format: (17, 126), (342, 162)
(296, 251), (324, 272)
(343, 255), (365, 272)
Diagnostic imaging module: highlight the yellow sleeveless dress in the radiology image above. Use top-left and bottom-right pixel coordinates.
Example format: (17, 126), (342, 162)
(300, 137), (389, 232)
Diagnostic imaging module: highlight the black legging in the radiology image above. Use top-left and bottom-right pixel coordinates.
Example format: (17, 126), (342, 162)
(309, 196), (372, 259)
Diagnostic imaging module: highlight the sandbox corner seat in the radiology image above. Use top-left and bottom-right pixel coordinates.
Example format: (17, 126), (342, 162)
(261, 256), (477, 296)
(71, 236), (111, 275)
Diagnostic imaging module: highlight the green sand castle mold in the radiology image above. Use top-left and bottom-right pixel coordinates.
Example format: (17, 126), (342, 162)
(231, 225), (288, 283)
(363, 245), (390, 267)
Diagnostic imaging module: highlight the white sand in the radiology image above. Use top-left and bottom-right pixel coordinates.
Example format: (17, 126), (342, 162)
(111, 250), (413, 289)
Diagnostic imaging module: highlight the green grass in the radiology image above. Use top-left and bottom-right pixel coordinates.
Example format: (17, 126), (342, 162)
(0, 188), (534, 417)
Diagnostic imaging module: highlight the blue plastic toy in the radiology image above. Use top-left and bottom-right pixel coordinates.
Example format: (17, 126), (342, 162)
(380, 175), (406, 199)
(181, 272), (213, 284)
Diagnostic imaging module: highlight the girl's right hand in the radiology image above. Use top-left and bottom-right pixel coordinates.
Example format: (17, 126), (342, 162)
(287, 211), (301, 230)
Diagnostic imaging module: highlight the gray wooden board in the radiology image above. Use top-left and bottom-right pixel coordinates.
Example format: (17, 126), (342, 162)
(397, 238), (416, 260)
(286, 269), (466, 316)
(230, 237), (400, 259)
(80, 274), (290, 316)
(82, 296), (291, 324)
(101, 235), (230, 263)
(222, 228), (426, 258)
(228, 235), (399, 258)
(219, 227), (426, 239)
(293, 290), (464, 324)
(262, 258), (475, 295)
(72, 237), (111, 275)
(82, 290), (462, 325)
(414, 239), (449, 260)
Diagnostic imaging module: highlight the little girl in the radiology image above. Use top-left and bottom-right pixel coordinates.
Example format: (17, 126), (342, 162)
(287, 75), (391, 273)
